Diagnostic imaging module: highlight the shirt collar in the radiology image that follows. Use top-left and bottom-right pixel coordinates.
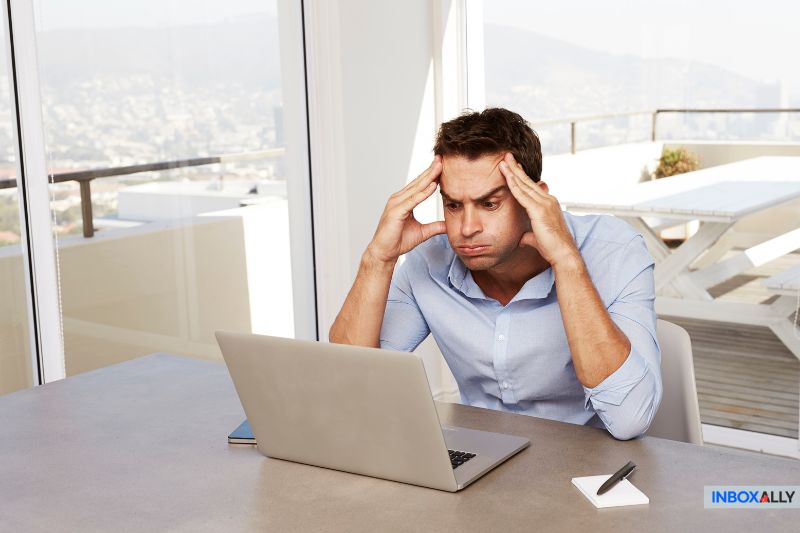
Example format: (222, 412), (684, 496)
(446, 212), (581, 302)
(447, 255), (484, 299)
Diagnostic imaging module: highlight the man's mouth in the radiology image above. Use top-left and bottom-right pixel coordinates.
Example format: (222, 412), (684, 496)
(456, 245), (490, 256)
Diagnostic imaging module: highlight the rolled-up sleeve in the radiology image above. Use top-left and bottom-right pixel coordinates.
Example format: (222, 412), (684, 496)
(379, 256), (431, 352)
(583, 235), (663, 440)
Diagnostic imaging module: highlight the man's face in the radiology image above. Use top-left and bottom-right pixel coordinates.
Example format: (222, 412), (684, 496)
(439, 153), (531, 271)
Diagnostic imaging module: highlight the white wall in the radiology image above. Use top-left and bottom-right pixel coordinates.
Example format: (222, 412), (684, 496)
(338, 1), (437, 266)
(305, 0), (458, 398)
(308, 0), (437, 307)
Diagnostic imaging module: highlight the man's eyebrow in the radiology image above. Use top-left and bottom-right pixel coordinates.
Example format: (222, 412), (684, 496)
(440, 185), (508, 202)
(474, 185), (508, 202)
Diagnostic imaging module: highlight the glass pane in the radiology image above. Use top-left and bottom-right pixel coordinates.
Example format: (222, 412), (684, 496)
(483, 0), (800, 152)
(34, 1), (309, 375)
(481, 1), (800, 445)
(0, 20), (34, 394)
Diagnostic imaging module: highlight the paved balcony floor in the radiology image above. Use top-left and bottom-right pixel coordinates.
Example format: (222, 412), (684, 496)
(661, 251), (800, 440)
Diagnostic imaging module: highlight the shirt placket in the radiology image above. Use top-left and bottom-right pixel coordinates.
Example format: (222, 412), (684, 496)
(493, 306), (517, 404)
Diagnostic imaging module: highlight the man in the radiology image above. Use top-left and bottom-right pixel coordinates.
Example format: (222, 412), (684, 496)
(329, 108), (662, 440)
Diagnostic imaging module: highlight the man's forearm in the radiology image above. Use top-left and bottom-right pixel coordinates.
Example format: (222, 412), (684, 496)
(553, 253), (631, 388)
(329, 251), (396, 347)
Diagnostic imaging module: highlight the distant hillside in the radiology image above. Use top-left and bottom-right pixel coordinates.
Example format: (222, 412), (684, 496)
(484, 23), (779, 119)
(35, 18), (780, 113)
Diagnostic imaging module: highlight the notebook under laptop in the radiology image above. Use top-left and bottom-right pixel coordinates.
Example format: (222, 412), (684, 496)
(216, 331), (530, 492)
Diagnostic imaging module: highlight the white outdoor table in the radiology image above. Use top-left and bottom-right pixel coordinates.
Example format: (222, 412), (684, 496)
(560, 156), (800, 360)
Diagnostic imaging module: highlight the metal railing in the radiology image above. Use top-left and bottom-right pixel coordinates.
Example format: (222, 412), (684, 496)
(0, 148), (285, 238)
(536, 107), (800, 155)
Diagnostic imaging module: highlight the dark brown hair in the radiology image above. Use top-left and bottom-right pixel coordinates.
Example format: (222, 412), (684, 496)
(433, 108), (542, 182)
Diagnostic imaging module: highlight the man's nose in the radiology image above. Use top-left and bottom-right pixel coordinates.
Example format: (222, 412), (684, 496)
(460, 207), (482, 238)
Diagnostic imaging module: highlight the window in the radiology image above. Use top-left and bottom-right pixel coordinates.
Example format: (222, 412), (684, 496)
(482, 0), (800, 154)
(0, 0), (316, 384)
(477, 0), (800, 450)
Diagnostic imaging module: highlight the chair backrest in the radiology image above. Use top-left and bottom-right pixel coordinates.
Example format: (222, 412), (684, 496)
(646, 319), (703, 445)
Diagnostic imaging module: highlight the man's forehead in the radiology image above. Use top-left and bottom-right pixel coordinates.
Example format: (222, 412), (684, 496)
(440, 153), (506, 199)
(441, 153), (504, 176)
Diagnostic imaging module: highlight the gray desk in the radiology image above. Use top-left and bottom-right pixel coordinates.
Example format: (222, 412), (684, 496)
(1, 354), (798, 532)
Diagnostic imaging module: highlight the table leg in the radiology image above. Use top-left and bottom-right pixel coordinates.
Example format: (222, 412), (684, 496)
(621, 216), (683, 297)
(687, 227), (800, 290)
(620, 216), (671, 262)
(653, 221), (732, 294)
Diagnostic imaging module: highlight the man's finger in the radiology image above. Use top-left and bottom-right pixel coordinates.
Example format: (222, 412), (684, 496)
(499, 162), (530, 202)
(388, 161), (440, 211)
(502, 163), (550, 208)
(399, 155), (442, 195)
(503, 153), (531, 182)
(503, 153), (548, 198)
(499, 160), (544, 209)
(417, 157), (443, 191)
(420, 220), (447, 241)
(402, 180), (439, 213)
(499, 159), (535, 196)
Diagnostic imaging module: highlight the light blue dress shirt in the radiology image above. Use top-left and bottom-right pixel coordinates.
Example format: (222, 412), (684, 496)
(379, 211), (662, 440)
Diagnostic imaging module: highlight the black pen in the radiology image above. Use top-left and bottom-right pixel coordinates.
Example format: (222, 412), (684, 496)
(597, 461), (637, 495)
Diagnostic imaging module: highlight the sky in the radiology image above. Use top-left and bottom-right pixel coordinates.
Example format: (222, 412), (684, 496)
(483, 0), (800, 96)
(27, 0), (800, 97)
(32, 0), (278, 30)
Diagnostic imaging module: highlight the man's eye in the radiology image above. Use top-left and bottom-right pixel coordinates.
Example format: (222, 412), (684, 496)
(446, 203), (461, 210)
(483, 201), (498, 209)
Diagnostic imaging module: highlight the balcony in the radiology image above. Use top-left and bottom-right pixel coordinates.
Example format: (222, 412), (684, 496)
(539, 109), (800, 454)
(0, 149), (294, 391)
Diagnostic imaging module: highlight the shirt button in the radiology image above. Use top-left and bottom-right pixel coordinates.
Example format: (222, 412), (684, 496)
(497, 334), (505, 341)
(502, 381), (509, 390)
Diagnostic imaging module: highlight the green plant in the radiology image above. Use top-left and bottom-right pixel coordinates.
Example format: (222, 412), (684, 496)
(654, 147), (699, 179)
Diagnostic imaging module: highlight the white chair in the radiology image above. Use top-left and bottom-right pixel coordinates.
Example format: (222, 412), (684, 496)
(646, 319), (703, 445)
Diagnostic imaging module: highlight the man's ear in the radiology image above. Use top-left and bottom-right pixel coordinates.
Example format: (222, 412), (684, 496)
(538, 181), (550, 194)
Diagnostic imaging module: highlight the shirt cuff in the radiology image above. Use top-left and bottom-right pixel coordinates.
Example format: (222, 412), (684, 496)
(583, 346), (649, 409)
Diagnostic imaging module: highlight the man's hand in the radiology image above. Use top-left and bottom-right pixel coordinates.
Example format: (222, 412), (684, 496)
(365, 156), (447, 265)
(498, 152), (579, 268)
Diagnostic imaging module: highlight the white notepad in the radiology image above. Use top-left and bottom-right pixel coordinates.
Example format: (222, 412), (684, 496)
(572, 475), (649, 508)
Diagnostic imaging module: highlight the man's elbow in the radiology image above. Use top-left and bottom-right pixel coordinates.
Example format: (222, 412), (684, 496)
(605, 403), (658, 440)
(607, 419), (651, 441)
(606, 386), (662, 441)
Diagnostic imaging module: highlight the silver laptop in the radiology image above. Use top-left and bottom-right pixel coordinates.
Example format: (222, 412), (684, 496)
(216, 331), (530, 492)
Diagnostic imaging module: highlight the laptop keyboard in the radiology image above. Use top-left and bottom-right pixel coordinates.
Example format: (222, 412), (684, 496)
(448, 449), (476, 469)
